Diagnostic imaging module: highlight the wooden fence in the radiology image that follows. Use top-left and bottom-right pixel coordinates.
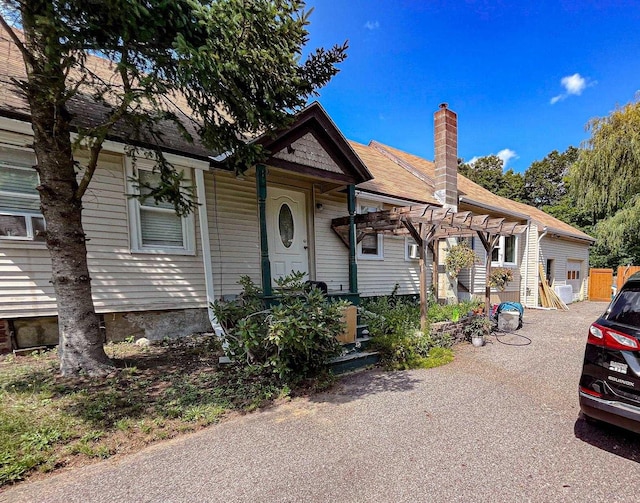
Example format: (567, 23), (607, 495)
(588, 268), (613, 301)
(617, 265), (640, 290)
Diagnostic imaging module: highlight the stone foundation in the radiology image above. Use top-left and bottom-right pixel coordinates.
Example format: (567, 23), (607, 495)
(0, 319), (11, 354)
(104, 309), (211, 342)
(4, 308), (212, 352)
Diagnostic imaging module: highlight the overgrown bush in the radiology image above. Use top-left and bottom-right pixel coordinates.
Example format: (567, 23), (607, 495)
(212, 272), (347, 381)
(360, 290), (476, 370)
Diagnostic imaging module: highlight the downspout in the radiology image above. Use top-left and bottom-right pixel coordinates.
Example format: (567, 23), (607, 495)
(523, 222), (530, 307)
(195, 169), (224, 336)
(532, 226), (549, 308)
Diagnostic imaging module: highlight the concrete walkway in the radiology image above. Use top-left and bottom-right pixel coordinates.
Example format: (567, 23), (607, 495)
(4, 301), (640, 503)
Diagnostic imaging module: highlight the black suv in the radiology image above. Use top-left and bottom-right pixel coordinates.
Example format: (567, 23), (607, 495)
(579, 272), (640, 433)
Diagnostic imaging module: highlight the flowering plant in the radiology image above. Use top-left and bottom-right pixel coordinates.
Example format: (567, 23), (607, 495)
(444, 242), (477, 278)
(489, 267), (513, 291)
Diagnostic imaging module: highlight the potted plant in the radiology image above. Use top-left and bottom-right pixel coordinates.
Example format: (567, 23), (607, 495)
(489, 267), (514, 291)
(463, 315), (492, 347)
(445, 242), (477, 278)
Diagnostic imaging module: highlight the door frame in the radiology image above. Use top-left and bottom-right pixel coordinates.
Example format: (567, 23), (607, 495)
(266, 185), (312, 283)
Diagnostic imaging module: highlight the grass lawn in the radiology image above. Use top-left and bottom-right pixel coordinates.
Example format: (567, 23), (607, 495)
(0, 335), (297, 487)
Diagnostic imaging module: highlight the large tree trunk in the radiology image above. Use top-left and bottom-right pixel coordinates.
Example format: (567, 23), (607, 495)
(22, 7), (112, 376)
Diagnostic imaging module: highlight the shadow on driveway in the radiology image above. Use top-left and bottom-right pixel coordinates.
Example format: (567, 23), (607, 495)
(574, 414), (640, 463)
(312, 369), (422, 405)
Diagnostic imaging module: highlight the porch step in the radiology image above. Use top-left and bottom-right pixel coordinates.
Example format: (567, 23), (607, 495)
(341, 336), (372, 352)
(356, 324), (370, 337)
(328, 351), (379, 374)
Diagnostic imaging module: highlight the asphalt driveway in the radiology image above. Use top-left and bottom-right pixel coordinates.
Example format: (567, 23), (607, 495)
(4, 301), (640, 503)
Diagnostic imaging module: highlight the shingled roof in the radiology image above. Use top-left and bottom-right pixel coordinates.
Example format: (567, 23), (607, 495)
(0, 26), (212, 160)
(354, 140), (594, 243)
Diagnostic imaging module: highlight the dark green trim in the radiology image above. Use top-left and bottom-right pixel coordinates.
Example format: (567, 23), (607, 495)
(347, 184), (358, 294)
(327, 292), (360, 306)
(256, 164), (272, 297)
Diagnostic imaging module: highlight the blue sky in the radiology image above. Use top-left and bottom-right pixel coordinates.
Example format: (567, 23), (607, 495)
(305, 1), (640, 172)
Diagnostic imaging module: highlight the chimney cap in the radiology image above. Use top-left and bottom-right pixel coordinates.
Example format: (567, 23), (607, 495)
(439, 103), (448, 109)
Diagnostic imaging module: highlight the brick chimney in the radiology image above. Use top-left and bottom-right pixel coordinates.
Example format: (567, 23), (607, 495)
(434, 103), (458, 211)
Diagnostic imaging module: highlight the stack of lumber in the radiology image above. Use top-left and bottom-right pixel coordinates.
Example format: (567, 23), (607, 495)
(538, 264), (569, 311)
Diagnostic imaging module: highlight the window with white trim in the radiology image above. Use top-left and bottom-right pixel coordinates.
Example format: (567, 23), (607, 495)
(357, 203), (383, 260)
(127, 159), (195, 254)
(405, 237), (420, 261)
(0, 146), (45, 242)
(491, 235), (517, 266)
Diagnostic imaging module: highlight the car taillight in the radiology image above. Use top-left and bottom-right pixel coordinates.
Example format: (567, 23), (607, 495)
(588, 322), (640, 351)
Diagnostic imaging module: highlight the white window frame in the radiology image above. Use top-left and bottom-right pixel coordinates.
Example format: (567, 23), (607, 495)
(491, 235), (518, 267)
(405, 237), (420, 261)
(125, 157), (195, 255)
(356, 201), (384, 260)
(0, 147), (46, 243)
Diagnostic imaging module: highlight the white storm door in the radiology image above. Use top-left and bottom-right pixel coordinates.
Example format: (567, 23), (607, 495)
(266, 186), (309, 282)
(567, 260), (583, 300)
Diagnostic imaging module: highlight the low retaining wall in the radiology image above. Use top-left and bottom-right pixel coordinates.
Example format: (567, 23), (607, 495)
(430, 315), (477, 344)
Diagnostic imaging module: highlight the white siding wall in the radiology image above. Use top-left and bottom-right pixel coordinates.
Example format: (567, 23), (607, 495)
(539, 235), (590, 301)
(470, 235), (522, 302)
(205, 169), (261, 298)
(521, 224), (539, 307)
(358, 236), (427, 297)
(314, 191), (350, 292)
(1, 136), (208, 317)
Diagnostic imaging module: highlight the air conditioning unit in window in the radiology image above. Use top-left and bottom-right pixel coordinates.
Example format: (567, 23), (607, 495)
(408, 243), (420, 259)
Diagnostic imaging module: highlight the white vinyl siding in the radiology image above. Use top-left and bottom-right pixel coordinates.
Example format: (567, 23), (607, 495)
(314, 191), (350, 293)
(521, 224), (539, 307)
(0, 133), (207, 317)
(471, 235), (522, 301)
(205, 169), (262, 297)
(358, 235), (427, 297)
(538, 234), (590, 301)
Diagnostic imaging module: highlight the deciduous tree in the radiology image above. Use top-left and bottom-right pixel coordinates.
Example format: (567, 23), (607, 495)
(570, 100), (640, 266)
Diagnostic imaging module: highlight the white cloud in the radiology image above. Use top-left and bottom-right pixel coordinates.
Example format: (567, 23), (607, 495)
(562, 73), (587, 95)
(466, 150), (518, 170)
(550, 73), (593, 104)
(497, 148), (518, 168)
(364, 20), (380, 30)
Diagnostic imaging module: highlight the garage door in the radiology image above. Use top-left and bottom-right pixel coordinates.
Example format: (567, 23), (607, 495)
(567, 260), (583, 300)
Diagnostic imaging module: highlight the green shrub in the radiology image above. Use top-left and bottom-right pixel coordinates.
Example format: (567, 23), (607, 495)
(212, 272), (347, 381)
(462, 315), (493, 342)
(361, 291), (481, 370)
(370, 330), (454, 370)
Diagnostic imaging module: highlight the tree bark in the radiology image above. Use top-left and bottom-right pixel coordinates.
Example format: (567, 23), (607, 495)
(21, 5), (112, 376)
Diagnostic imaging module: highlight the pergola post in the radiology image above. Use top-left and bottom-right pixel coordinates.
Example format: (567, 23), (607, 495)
(347, 184), (358, 294)
(419, 241), (428, 333)
(476, 231), (501, 317)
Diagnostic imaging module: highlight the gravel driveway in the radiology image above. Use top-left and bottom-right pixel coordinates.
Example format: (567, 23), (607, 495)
(4, 301), (640, 503)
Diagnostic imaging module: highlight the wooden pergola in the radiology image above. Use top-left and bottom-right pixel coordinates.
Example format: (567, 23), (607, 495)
(332, 204), (529, 332)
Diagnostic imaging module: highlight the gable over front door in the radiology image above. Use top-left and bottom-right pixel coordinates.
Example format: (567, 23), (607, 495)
(266, 186), (309, 283)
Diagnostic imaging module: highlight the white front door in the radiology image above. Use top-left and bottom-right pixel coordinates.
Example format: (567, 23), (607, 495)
(266, 186), (309, 283)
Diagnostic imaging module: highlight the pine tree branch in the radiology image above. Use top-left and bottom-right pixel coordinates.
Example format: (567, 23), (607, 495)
(0, 14), (34, 66)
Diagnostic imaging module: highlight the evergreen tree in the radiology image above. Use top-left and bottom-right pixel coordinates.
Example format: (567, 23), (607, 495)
(0, 0), (347, 376)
